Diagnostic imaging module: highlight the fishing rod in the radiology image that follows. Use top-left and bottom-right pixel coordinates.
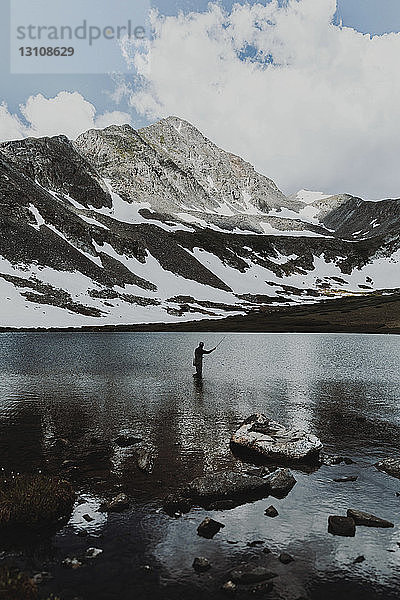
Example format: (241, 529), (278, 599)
(215, 336), (226, 349)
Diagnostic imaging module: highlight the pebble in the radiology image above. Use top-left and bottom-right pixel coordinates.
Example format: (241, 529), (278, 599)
(279, 553), (294, 564)
(62, 557), (82, 569)
(221, 580), (237, 594)
(85, 548), (103, 559)
(193, 557), (211, 572)
(265, 505), (279, 517)
(197, 517), (225, 539)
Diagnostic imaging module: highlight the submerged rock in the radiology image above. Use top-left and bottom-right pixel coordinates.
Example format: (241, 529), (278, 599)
(197, 517), (225, 539)
(114, 435), (142, 448)
(247, 540), (264, 547)
(62, 557), (82, 569)
(334, 476), (358, 482)
(347, 509), (394, 528)
(266, 468), (297, 498)
(187, 471), (271, 504)
(135, 446), (156, 474)
(85, 547), (103, 559)
(375, 458), (400, 479)
(279, 553), (294, 564)
(230, 564), (277, 584)
(353, 555), (366, 564)
(163, 491), (193, 516)
(322, 454), (355, 466)
(231, 414), (322, 464)
(193, 557), (212, 572)
(221, 580), (237, 594)
(328, 515), (356, 537)
(102, 493), (129, 513)
(163, 467), (296, 516)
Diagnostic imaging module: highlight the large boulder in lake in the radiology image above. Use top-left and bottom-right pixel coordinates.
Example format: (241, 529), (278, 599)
(231, 414), (323, 464)
(187, 471), (271, 504)
(163, 470), (272, 515)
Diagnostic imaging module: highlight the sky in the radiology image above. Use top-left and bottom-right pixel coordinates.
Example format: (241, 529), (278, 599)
(1, 0), (400, 199)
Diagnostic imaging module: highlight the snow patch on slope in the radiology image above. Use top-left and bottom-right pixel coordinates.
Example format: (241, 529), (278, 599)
(293, 190), (333, 204)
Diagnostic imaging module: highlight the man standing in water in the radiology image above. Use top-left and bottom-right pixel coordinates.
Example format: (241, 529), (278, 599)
(193, 341), (216, 378)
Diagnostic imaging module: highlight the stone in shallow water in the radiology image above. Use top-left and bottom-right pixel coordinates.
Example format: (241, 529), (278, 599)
(85, 547), (103, 559)
(135, 446), (156, 474)
(375, 458), (400, 479)
(221, 580), (237, 594)
(62, 557), (82, 569)
(192, 557), (211, 572)
(322, 454), (355, 466)
(328, 515), (356, 537)
(197, 517), (225, 539)
(187, 471), (271, 503)
(265, 505), (279, 518)
(102, 493), (130, 513)
(230, 564), (277, 584)
(163, 491), (193, 516)
(353, 555), (366, 564)
(114, 435), (142, 448)
(279, 553), (294, 564)
(347, 509), (394, 528)
(266, 468), (297, 498)
(231, 414), (323, 464)
(334, 476), (358, 482)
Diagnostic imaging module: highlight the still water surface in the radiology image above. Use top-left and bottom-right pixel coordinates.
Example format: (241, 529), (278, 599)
(0, 333), (399, 600)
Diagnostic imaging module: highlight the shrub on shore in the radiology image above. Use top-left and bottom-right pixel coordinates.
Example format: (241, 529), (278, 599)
(0, 474), (75, 530)
(0, 566), (61, 600)
(0, 566), (37, 600)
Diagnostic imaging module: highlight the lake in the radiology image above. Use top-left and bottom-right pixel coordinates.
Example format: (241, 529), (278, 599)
(0, 332), (399, 600)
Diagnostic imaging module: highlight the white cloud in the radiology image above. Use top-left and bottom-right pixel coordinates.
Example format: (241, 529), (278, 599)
(123, 0), (400, 200)
(0, 92), (131, 142)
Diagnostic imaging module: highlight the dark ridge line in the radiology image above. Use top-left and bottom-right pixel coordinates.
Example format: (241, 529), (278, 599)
(1, 291), (399, 335)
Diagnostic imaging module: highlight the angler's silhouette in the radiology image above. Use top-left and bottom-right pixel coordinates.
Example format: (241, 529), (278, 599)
(193, 342), (216, 379)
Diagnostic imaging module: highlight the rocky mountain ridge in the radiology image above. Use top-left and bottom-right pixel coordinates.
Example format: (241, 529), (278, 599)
(0, 116), (399, 328)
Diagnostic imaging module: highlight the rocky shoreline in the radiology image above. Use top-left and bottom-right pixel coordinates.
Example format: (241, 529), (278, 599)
(1, 414), (399, 600)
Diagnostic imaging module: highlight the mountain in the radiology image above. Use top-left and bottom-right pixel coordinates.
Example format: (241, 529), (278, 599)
(0, 116), (399, 328)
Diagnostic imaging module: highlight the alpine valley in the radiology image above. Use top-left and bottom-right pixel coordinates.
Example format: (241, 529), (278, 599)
(1, 116), (399, 329)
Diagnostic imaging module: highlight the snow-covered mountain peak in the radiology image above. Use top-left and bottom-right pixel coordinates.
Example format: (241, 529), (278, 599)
(1, 117), (400, 328)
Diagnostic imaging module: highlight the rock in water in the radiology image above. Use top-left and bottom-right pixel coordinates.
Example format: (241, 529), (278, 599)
(375, 458), (400, 479)
(163, 490), (193, 516)
(102, 493), (130, 513)
(328, 515), (356, 537)
(230, 565), (277, 584)
(353, 555), (365, 564)
(187, 471), (271, 504)
(231, 414), (322, 464)
(114, 435), (142, 448)
(266, 468), (297, 498)
(85, 547), (103, 559)
(279, 553), (294, 564)
(347, 509), (394, 528)
(221, 581), (237, 594)
(265, 505), (279, 518)
(135, 446), (155, 474)
(193, 557), (212, 572)
(197, 517), (225, 539)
